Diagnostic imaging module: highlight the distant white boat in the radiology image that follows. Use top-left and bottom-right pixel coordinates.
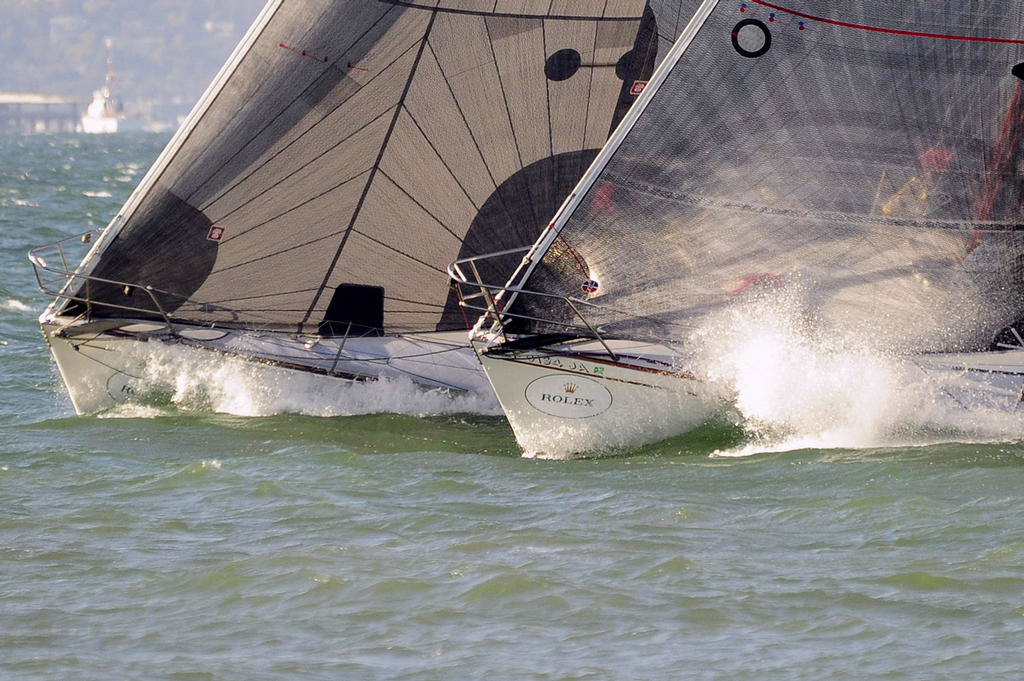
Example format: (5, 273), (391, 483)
(80, 86), (120, 134)
(31, 0), (691, 414)
(80, 38), (131, 134)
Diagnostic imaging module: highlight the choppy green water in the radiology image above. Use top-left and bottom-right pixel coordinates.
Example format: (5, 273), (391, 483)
(3, 134), (1024, 680)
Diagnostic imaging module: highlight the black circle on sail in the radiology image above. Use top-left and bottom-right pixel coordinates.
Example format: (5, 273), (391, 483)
(545, 49), (583, 81)
(732, 18), (771, 58)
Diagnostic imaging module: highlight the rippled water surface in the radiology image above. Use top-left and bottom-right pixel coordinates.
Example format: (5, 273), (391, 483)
(3, 134), (1024, 680)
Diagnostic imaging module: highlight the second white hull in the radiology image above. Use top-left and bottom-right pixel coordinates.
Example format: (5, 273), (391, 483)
(476, 336), (1024, 457)
(913, 349), (1024, 413)
(476, 338), (726, 458)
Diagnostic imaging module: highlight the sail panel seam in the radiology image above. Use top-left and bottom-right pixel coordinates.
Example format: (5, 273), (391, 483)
(223, 163), (373, 242)
(485, 16), (525, 170)
(301, 10), (441, 329)
(215, 112), (390, 237)
(424, 39), (497, 191)
(400, 44), (485, 213)
(376, 168), (465, 242)
(351, 221), (457, 275)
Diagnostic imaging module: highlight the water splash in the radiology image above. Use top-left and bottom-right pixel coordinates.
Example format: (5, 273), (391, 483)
(3, 299), (33, 313)
(106, 342), (500, 418)
(690, 290), (1024, 454)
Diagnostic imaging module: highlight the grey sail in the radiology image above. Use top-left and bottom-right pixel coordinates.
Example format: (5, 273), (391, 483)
(452, 0), (1024, 457)
(61, 0), (675, 337)
(501, 0), (1024, 354)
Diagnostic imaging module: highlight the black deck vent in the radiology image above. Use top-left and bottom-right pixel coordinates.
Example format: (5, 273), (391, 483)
(319, 283), (384, 337)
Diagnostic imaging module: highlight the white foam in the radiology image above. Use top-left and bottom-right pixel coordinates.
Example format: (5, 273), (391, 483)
(99, 403), (170, 420)
(3, 299), (32, 313)
(113, 342), (500, 418)
(690, 289), (1024, 453)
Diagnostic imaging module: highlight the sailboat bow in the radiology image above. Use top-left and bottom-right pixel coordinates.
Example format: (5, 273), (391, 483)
(453, 0), (1024, 457)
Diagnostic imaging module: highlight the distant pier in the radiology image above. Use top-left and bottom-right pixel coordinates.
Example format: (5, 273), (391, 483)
(0, 94), (80, 133)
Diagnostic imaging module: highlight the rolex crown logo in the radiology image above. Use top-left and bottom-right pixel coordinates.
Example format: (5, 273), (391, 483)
(564, 382), (578, 394)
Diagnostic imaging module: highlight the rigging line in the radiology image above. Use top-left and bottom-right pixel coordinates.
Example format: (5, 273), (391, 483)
(557, 235), (590, 275)
(751, 0), (1024, 44)
(330, 345), (465, 362)
(611, 175), (1024, 231)
(302, 9), (440, 329)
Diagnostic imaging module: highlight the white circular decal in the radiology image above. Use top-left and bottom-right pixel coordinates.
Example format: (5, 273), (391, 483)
(524, 374), (612, 418)
(106, 372), (138, 402)
(731, 18), (771, 58)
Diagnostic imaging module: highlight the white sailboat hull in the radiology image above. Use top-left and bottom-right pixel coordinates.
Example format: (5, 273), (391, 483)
(475, 338), (726, 458)
(913, 350), (1024, 413)
(41, 311), (492, 416)
(474, 339), (1024, 457)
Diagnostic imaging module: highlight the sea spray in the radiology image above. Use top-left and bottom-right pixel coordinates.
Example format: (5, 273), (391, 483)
(689, 288), (909, 450)
(111, 342), (501, 418)
(690, 289), (1024, 452)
